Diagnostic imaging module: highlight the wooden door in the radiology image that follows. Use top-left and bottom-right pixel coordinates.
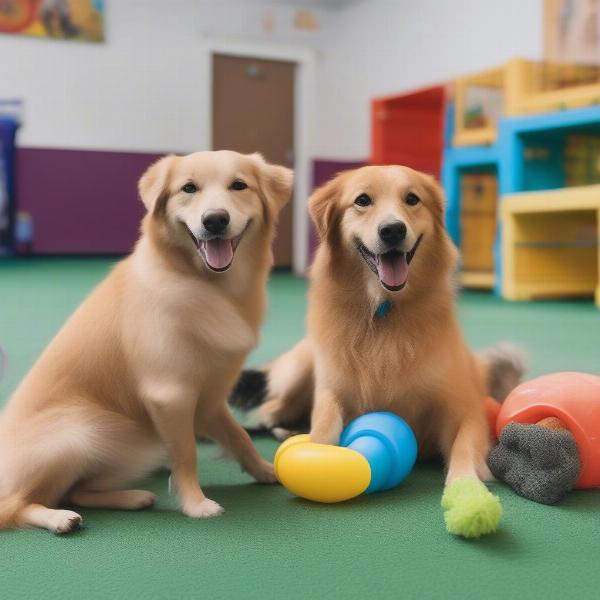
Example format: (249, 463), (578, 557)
(460, 173), (497, 273)
(212, 54), (295, 267)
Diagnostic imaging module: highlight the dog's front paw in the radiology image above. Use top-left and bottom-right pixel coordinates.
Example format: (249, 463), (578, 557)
(51, 510), (83, 535)
(246, 459), (277, 484)
(124, 490), (156, 510)
(183, 498), (224, 519)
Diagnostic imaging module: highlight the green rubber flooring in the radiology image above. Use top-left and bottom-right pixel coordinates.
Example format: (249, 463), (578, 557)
(1, 258), (600, 599)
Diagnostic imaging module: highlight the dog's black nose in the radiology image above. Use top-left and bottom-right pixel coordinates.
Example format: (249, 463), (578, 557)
(202, 209), (230, 234)
(378, 220), (407, 246)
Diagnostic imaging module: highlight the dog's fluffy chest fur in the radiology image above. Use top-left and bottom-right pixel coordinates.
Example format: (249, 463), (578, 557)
(131, 241), (262, 355)
(309, 285), (455, 427)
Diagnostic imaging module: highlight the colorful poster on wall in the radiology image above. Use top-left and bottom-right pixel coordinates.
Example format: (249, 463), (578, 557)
(0, 0), (104, 42)
(545, 0), (600, 64)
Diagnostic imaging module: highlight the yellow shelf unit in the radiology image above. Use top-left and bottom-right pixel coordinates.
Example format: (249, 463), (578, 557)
(453, 59), (600, 147)
(460, 271), (496, 289)
(506, 59), (600, 116)
(501, 185), (600, 307)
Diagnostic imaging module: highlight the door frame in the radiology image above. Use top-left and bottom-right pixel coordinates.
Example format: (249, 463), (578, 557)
(202, 36), (316, 274)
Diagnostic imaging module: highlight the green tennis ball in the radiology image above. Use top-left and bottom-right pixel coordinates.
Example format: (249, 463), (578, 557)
(441, 478), (502, 539)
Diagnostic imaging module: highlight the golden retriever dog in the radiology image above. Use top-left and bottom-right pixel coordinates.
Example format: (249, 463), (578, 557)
(0, 150), (292, 534)
(232, 165), (523, 537)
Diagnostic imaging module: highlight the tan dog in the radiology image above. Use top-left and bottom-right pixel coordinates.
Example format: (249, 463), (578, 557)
(0, 150), (292, 534)
(233, 166), (523, 513)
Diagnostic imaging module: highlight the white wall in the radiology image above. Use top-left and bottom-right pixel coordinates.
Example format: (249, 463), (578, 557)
(0, 0), (545, 158)
(0, 0), (328, 153)
(199, 0), (334, 44)
(315, 0), (544, 159)
(0, 1), (203, 152)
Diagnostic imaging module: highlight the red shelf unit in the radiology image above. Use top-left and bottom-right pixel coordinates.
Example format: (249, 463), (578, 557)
(370, 84), (447, 178)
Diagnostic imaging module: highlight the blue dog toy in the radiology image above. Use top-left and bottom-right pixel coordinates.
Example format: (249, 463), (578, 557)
(274, 411), (418, 503)
(340, 411), (418, 493)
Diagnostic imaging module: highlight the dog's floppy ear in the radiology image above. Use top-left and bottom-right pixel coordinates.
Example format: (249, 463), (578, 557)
(418, 172), (459, 270)
(138, 155), (177, 214)
(419, 173), (446, 226)
(308, 173), (345, 244)
(251, 153), (294, 221)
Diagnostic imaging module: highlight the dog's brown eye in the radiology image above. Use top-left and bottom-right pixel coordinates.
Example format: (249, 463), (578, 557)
(405, 192), (420, 206)
(182, 183), (197, 194)
(230, 180), (248, 191)
(354, 193), (372, 207)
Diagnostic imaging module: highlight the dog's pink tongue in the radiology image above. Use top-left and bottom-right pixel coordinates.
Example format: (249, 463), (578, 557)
(203, 238), (234, 270)
(377, 252), (409, 288)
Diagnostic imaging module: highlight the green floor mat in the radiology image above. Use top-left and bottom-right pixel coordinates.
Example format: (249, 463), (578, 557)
(1, 258), (599, 599)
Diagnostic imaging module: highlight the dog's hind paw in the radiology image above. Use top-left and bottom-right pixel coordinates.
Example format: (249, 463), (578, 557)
(271, 427), (294, 441)
(120, 490), (156, 510)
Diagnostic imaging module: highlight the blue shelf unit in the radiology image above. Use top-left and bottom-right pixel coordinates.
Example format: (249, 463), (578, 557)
(442, 99), (500, 248)
(498, 104), (600, 195)
(442, 143), (500, 244)
(442, 103), (600, 294)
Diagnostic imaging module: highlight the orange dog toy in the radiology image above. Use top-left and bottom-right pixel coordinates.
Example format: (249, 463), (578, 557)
(486, 372), (600, 503)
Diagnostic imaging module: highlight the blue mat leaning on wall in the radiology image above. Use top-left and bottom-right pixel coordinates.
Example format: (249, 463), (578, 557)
(0, 100), (21, 256)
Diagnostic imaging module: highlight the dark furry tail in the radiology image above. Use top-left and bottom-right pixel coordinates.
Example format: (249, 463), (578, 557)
(229, 339), (314, 436)
(478, 343), (527, 402)
(230, 369), (269, 411)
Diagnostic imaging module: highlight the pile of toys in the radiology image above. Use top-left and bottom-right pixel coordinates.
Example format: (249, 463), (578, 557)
(274, 372), (600, 539)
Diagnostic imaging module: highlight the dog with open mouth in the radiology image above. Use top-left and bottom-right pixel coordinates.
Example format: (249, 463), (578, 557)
(0, 150), (292, 534)
(231, 165), (524, 537)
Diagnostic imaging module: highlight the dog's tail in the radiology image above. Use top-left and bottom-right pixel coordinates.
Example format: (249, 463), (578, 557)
(229, 369), (270, 411)
(0, 493), (27, 530)
(230, 340), (526, 433)
(230, 338), (314, 433)
(477, 343), (528, 402)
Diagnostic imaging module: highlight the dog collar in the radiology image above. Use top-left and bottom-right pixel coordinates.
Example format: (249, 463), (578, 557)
(375, 299), (393, 319)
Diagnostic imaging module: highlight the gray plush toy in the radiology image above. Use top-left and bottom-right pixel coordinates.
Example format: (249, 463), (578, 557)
(485, 372), (600, 504)
(488, 419), (581, 504)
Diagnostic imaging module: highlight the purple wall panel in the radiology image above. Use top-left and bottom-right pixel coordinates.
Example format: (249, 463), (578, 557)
(14, 149), (363, 259)
(16, 147), (163, 254)
(307, 158), (364, 265)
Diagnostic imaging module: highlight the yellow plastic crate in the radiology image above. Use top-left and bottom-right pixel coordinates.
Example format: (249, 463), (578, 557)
(501, 186), (600, 306)
(453, 59), (600, 147)
(506, 59), (600, 116)
(453, 67), (504, 147)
